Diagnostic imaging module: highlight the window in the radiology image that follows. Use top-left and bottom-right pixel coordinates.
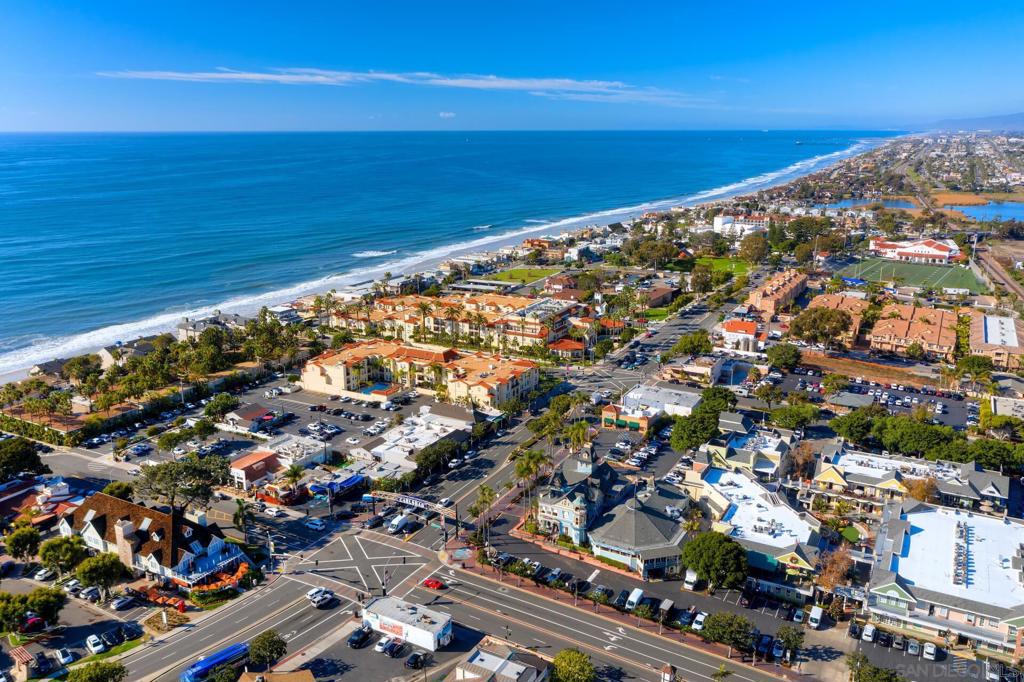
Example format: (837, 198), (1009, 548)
(936, 606), (949, 618)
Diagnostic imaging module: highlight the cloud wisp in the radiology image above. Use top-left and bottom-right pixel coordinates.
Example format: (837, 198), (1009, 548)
(99, 67), (709, 107)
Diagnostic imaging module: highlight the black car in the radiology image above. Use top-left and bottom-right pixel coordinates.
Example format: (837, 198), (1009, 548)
(383, 639), (405, 658)
(422, 474), (441, 486)
(363, 514), (384, 529)
(347, 625), (373, 648)
(120, 622), (144, 640)
(877, 631), (893, 647)
(405, 651), (428, 669)
(847, 622), (862, 639)
(33, 652), (52, 674)
(350, 502), (368, 513)
(333, 509), (356, 520)
(756, 634), (773, 657)
(613, 589), (630, 611)
(101, 628), (125, 647)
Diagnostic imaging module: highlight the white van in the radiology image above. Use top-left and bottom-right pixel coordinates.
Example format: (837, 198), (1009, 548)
(808, 605), (825, 629)
(387, 514), (410, 535)
(625, 588), (644, 611)
(683, 569), (699, 591)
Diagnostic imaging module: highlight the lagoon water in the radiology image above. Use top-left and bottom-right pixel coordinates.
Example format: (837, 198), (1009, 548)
(0, 130), (893, 374)
(950, 201), (1024, 222)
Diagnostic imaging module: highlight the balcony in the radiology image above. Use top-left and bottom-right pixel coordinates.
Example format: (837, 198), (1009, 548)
(174, 543), (250, 586)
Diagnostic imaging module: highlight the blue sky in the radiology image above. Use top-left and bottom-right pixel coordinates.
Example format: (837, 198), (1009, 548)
(3, 1), (1024, 131)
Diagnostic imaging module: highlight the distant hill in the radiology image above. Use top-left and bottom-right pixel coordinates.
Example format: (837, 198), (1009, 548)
(931, 112), (1024, 132)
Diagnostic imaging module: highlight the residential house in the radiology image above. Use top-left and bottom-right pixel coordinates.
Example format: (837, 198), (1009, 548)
(98, 336), (160, 370)
(58, 493), (250, 588)
(176, 310), (249, 342)
(229, 450), (282, 491)
(223, 402), (284, 433)
(537, 447), (629, 545)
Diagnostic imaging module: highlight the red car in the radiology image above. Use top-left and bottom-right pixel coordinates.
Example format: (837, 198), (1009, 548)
(422, 578), (446, 590)
(19, 616), (44, 633)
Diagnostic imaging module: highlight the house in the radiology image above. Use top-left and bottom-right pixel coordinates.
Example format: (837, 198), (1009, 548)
(661, 354), (727, 386)
(644, 286), (678, 309)
(544, 274), (577, 292)
(968, 311), (1024, 370)
(868, 237), (964, 264)
(783, 441), (1012, 515)
(223, 402), (283, 433)
(537, 447), (629, 544)
(696, 424), (795, 481)
(745, 270), (807, 316)
(868, 304), (959, 361)
(548, 338), (585, 361)
(28, 358), (69, 379)
(98, 336), (160, 370)
(587, 481), (690, 579)
(58, 493), (250, 588)
(601, 384), (702, 435)
(176, 310), (249, 342)
(868, 500), (1024, 662)
(806, 293), (871, 347)
(720, 319), (764, 352)
(682, 467), (822, 600)
(267, 304), (302, 325)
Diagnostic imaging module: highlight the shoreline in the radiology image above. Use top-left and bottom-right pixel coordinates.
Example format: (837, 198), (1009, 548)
(0, 135), (891, 384)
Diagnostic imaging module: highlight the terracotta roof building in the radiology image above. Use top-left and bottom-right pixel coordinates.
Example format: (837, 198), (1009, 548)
(745, 269), (807, 316)
(868, 304), (959, 361)
(807, 293), (872, 346)
(968, 310), (1024, 370)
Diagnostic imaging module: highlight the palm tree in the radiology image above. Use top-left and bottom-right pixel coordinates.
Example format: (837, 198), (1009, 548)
(712, 665), (732, 682)
(416, 301), (434, 340)
(444, 304), (465, 344)
(515, 448), (551, 518)
(563, 420), (589, 452)
(282, 464), (306, 490)
(233, 499), (255, 543)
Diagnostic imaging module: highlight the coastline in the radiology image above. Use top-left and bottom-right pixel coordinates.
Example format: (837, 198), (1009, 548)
(0, 135), (890, 384)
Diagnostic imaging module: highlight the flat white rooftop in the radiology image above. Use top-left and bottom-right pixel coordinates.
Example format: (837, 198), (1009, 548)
(706, 468), (814, 549)
(831, 450), (967, 485)
(984, 315), (1021, 348)
(364, 596), (451, 635)
(893, 506), (1024, 610)
(620, 384), (702, 417)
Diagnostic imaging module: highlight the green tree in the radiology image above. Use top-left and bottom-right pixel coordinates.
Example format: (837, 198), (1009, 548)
(587, 588), (610, 613)
(690, 264), (713, 294)
(233, 498), (256, 543)
(822, 373), (850, 396)
(76, 553), (126, 599)
(249, 628), (288, 666)
(670, 329), (713, 357)
(699, 386), (738, 415)
(632, 602), (654, 627)
(133, 454), (229, 511)
(680, 532), (748, 590)
(203, 392), (240, 419)
(102, 481), (134, 500)
(25, 586), (66, 624)
(670, 412), (720, 451)
(771, 404), (820, 430)
(775, 624), (805, 654)
(905, 342), (926, 360)
(790, 308), (852, 348)
(0, 437), (50, 480)
(753, 384), (783, 410)
(206, 665), (241, 682)
(5, 525), (41, 561)
(39, 535), (88, 576)
(702, 611), (753, 657)
(551, 648), (596, 682)
(738, 234), (769, 264)
(712, 664), (734, 682)
(765, 343), (802, 370)
(67, 661), (128, 682)
(282, 463), (306, 489)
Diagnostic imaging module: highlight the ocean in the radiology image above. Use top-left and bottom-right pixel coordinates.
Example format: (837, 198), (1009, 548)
(0, 130), (895, 375)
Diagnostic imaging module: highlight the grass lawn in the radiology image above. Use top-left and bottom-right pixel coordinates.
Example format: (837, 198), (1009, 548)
(643, 307), (671, 321)
(665, 257), (749, 275)
(839, 257), (985, 294)
(485, 267), (562, 285)
(841, 526), (861, 544)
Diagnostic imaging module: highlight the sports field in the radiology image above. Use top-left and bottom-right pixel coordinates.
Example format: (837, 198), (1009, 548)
(839, 257), (985, 293)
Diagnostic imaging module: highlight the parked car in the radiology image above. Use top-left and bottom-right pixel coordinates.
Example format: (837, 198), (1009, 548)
(383, 638), (405, 658)
(265, 506), (283, 517)
(120, 622), (144, 640)
(19, 616), (45, 633)
(304, 518), (326, 531)
(364, 514), (384, 529)
(100, 628), (125, 647)
(348, 625), (374, 648)
(405, 651), (428, 669)
(861, 624), (877, 642)
(877, 631), (893, 647)
(33, 652), (52, 675)
(922, 642), (939, 660)
(692, 612), (708, 631)
(771, 639), (786, 661)
(110, 596), (135, 610)
(33, 567), (55, 581)
(79, 586), (101, 602)
(613, 589), (630, 611)
(85, 634), (106, 654)
(906, 639), (921, 657)
(892, 633), (906, 651)
(374, 635), (394, 653)
(847, 622), (862, 639)
(54, 648), (75, 665)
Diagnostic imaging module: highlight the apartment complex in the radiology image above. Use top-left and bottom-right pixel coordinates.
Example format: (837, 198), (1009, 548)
(968, 311), (1024, 370)
(300, 340), (538, 409)
(745, 269), (808, 316)
(869, 501), (1024, 661)
(868, 237), (964, 264)
(868, 303), (959, 360)
(806, 293), (871, 346)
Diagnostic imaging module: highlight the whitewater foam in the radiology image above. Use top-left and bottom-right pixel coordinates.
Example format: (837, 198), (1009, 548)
(0, 138), (884, 378)
(471, 224), (492, 231)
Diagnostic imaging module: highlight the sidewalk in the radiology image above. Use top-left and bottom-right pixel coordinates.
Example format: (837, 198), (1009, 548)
(272, 619), (360, 672)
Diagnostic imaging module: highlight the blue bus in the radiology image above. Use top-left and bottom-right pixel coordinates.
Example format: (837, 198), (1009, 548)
(179, 642), (249, 682)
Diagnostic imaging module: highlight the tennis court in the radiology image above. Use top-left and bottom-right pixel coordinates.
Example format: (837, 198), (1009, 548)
(839, 257), (985, 293)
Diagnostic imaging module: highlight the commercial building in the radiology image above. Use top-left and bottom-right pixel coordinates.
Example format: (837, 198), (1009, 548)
(59, 493), (250, 589)
(968, 311), (1024, 370)
(720, 319), (765, 352)
(868, 501), (1024, 661)
(868, 237), (964, 264)
(601, 384), (702, 435)
(806, 293), (872, 347)
(349, 405), (473, 479)
(783, 442), (1011, 514)
(713, 214), (770, 241)
(361, 597), (453, 652)
(696, 424), (795, 482)
(745, 269), (807, 316)
(587, 482), (690, 579)
(868, 303), (959, 361)
(660, 354), (727, 386)
(443, 642), (550, 682)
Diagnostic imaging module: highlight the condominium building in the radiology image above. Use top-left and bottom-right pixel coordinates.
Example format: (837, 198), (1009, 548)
(869, 500), (1024, 661)
(868, 303), (959, 360)
(968, 311), (1024, 370)
(745, 269), (808, 316)
(806, 293), (872, 346)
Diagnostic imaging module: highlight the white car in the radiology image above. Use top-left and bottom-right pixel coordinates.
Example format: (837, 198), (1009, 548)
(448, 458), (463, 469)
(264, 506), (283, 517)
(54, 648), (74, 665)
(692, 612), (708, 631)
(304, 518), (326, 531)
(85, 634), (106, 654)
(922, 642), (938, 660)
(346, 437), (361, 445)
(439, 497), (453, 507)
(374, 635), (394, 653)
(306, 587), (328, 601)
(33, 567), (55, 581)
(861, 624), (876, 642)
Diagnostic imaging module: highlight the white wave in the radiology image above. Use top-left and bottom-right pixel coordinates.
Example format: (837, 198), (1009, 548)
(353, 249), (398, 258)
(471, 224), (492, 231)
(0, 137), (886, 379)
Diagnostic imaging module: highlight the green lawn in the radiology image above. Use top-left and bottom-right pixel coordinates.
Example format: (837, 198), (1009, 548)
(485, 267), (563, 284)
(841, 526), (861, 544)
(643, 307), (671, 321)
(839, 257), (985, 294)
(697, 256), (750, 275)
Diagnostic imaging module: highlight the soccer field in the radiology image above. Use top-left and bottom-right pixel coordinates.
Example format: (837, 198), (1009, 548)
(839, 257), (985, 293)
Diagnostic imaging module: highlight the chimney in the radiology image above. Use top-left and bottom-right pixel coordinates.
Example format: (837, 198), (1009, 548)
(113, 519), (136, 570)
